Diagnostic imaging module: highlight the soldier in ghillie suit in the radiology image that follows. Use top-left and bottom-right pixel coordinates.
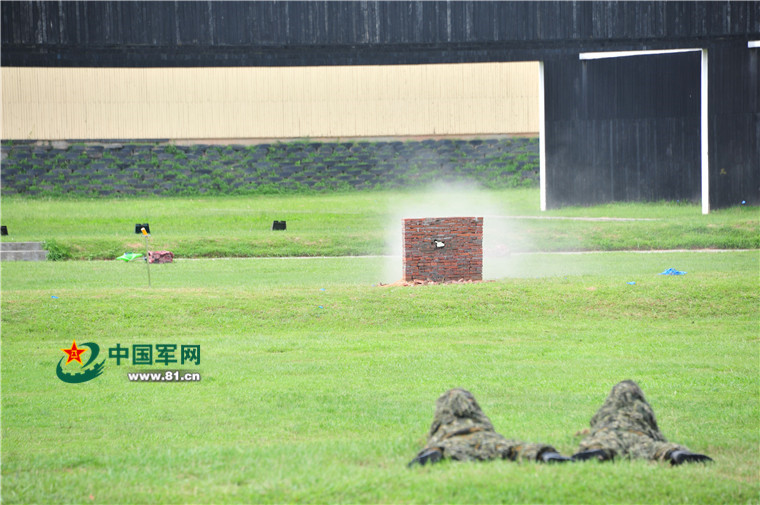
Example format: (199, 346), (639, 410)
(408, 388), (570, 466)
(572, 380), (713, 465)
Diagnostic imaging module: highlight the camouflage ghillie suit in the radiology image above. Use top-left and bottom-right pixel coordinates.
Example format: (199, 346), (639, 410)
(409, 388), (568, 466)
(574, 380), (712, 465)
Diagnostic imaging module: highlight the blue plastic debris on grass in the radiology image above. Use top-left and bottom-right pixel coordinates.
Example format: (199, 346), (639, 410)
(627, 281), (636, 285)
(51, 295), (59, 299)
(659, 268), (686, 275)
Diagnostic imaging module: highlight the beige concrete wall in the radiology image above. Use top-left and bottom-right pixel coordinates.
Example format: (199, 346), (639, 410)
(1, 63), (539, 140)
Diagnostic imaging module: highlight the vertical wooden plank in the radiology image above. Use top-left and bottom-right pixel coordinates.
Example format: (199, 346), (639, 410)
(539, 60), (546, 211)
(701, 48), (710, 214)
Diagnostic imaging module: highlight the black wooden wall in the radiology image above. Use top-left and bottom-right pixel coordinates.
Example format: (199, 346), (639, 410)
(709, 41), (760, 209)
(544, 52), (702, 208)
(2, 1), (758, 209)
(2, 1), (758, 66)
(545, 43), (759, 209)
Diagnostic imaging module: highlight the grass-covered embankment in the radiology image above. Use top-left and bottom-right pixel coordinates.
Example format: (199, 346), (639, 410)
(1, 189), (757, 260)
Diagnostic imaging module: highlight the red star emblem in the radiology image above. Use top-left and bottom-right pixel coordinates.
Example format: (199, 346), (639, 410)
(61, 340), (87, 365)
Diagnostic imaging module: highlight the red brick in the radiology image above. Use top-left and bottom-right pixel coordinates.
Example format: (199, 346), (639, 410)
(403, 217), (483, 282)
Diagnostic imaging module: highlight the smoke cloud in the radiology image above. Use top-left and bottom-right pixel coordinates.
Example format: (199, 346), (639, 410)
(382, 182), (534, 283)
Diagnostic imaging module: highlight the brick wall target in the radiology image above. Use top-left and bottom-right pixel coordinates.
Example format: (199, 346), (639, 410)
(403, 217), (483, 282)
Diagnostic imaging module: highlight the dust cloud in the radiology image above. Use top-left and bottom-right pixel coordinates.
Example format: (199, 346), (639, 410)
(382, 182), (535, 283)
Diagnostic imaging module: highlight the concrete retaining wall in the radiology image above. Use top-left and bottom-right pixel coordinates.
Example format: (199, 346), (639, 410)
(0, 137), (539, 197)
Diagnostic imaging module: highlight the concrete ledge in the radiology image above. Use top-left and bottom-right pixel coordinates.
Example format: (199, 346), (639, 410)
(0, 242), (47, 261)
(1, 241), (45, 251)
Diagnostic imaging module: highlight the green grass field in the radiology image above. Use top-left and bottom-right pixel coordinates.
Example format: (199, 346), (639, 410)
(1, 189), (757, 259)
(1, 190), (759, 503)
